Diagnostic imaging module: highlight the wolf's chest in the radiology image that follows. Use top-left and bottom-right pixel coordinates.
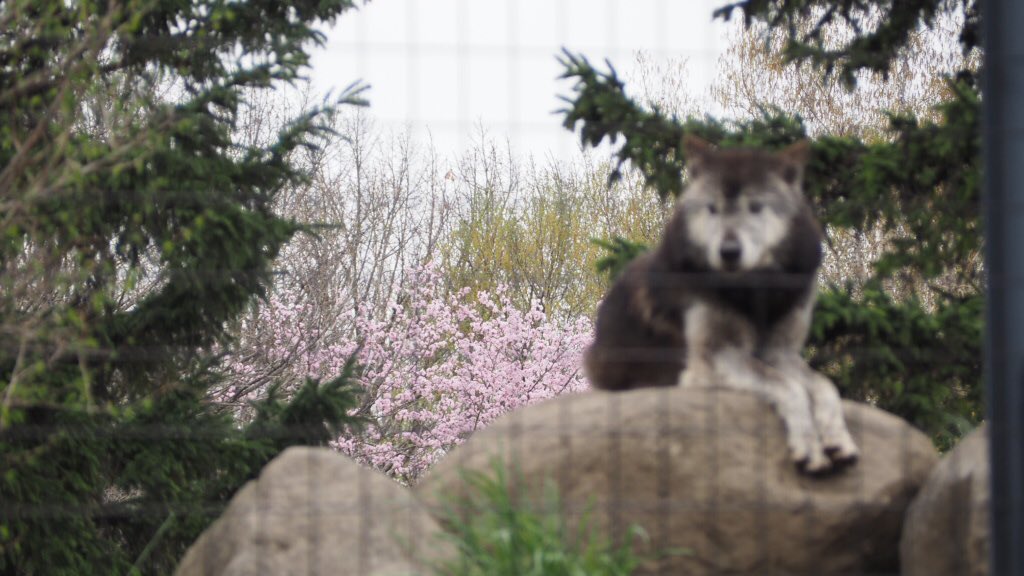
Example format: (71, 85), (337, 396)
(705, 279), (813, 330)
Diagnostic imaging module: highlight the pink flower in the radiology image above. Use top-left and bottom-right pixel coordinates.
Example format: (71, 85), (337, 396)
(222, 263), (592, 483)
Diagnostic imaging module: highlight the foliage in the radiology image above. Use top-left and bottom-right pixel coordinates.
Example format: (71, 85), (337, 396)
(433, 462), (645, 576)
(711, 9), (976, 140)
(440, 137), (668, 320)
(558, 2), (983, 447)
(591, 237), (650, 282)
(230, 264), (591, 483)
(712, 0), (979, 87)
(0, 0), (366, 573)
(811, 287), (983, 449)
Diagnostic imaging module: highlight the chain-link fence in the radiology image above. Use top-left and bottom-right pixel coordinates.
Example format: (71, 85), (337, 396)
(0, 1), (1003, 575)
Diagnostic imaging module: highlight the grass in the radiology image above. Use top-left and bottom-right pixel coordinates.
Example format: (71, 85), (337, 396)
(432, 462), (647, 576)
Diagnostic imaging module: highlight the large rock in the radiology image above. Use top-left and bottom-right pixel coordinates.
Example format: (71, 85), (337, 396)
(416, 388), (937, 575)
(901, 424), (990, 576)
(175, 447), (451, 576)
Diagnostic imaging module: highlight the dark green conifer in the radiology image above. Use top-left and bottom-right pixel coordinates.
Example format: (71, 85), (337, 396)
(0, 1), (366, 573)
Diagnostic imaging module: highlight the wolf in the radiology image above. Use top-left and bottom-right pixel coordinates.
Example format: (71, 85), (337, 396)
(584, 136), (859, 473)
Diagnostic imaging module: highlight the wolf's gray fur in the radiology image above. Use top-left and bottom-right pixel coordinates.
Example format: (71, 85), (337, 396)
(585, 136), (858, 473)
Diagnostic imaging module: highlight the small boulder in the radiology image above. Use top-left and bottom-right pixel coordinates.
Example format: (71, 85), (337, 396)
(416, 388), (937, 575)
(175, 447), (451, 576)
(901, 423), (990, 576)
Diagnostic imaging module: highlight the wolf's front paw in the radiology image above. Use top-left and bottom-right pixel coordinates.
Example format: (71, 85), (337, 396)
(789, 434), (832, 475)
(822, 429), (859, 467)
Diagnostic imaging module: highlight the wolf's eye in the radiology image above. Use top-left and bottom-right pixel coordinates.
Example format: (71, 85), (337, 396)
(707, 203), (718, 215)
(749, 201), (764, 214)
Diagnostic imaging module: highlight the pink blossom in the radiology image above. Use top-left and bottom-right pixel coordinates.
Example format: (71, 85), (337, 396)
(222, 263), (592, 482)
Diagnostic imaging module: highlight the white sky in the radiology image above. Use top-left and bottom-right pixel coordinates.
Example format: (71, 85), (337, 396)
(309, 0), (731, 160)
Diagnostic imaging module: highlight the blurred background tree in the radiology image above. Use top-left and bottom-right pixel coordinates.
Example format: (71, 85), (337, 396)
(0, 1), (366, 573)
(439, 133), (669, 320)
(560, 0), (982, 449)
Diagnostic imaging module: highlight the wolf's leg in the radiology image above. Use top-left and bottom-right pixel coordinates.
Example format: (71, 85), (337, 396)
(683, 349), (831, 473)
(682, 303), (831, 472)
(808, 376), (859, 462)
(766, 353), (859, 464)
(801, 367), (859, 463)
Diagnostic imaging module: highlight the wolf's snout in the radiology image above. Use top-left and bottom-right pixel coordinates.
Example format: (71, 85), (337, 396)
(720, 236), (742, 266)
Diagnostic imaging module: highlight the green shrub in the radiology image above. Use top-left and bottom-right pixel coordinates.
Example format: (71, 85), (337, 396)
(433, 463), (650, 576)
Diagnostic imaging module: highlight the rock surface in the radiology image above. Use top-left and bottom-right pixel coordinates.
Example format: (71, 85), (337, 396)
(175, 446), (451, 576)
(416, 388), (938, 575)
(901, 424), (990, 576)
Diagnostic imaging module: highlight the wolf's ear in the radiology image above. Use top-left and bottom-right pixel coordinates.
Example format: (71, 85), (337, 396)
(682, 134), (715, 176)
(777, 140), (811, 185)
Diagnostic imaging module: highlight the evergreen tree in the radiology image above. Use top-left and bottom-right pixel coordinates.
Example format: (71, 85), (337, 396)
(0, 1), (366, 573)
(560, 0), (982, 449)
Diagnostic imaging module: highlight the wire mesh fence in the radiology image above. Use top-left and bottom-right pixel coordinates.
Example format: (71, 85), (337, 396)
(0, 0), (998, 575)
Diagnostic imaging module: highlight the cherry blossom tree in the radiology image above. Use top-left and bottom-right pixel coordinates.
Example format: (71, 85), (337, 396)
(224, 263), (592, 482)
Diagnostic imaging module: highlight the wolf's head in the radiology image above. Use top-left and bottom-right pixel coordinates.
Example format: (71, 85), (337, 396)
(670, 136), (813, 273)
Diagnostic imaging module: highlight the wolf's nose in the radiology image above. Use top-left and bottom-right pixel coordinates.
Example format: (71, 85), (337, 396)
(720, 239), (742, 265)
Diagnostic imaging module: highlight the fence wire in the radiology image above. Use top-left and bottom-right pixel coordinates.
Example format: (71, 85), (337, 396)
(0, 1), (997, 575)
